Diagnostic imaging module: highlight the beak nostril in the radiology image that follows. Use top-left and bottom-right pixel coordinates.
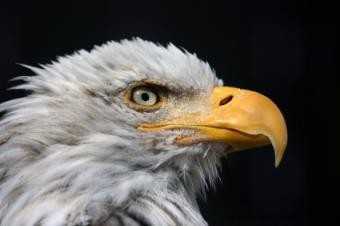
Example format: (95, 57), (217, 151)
(219, 95), (233, 106)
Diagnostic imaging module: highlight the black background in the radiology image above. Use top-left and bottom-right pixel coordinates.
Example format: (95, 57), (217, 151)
(0, 1), (337, 226)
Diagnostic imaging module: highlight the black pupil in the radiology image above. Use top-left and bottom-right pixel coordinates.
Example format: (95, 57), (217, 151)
(141, 92), (150, 101)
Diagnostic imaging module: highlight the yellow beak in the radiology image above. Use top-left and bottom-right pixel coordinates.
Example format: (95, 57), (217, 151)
(138, 86), (288, 167)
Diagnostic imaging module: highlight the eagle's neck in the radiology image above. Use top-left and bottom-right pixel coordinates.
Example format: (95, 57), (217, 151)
(0, 133), (210, 226)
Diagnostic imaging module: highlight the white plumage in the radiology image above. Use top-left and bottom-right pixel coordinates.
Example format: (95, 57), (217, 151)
(0, 39), (225, 226)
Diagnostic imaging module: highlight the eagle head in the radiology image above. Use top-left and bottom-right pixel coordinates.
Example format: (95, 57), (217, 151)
(0, 38), (287, 226)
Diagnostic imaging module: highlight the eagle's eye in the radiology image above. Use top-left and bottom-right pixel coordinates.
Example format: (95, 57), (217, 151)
(124, 83), (166, 112)
(131, 86), (158, 106)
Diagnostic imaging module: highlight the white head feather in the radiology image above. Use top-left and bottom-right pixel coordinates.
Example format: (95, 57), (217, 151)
(0, 38), (226, 226)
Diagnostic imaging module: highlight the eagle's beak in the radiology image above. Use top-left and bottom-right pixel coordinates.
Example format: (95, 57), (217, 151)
(138, 87), (288, 167)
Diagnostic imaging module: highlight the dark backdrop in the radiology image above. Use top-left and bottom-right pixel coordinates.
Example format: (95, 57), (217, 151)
(0, 1), (336, 226)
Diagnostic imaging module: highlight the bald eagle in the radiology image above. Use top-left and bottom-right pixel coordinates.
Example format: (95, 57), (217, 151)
(0, 39), (287, 226)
